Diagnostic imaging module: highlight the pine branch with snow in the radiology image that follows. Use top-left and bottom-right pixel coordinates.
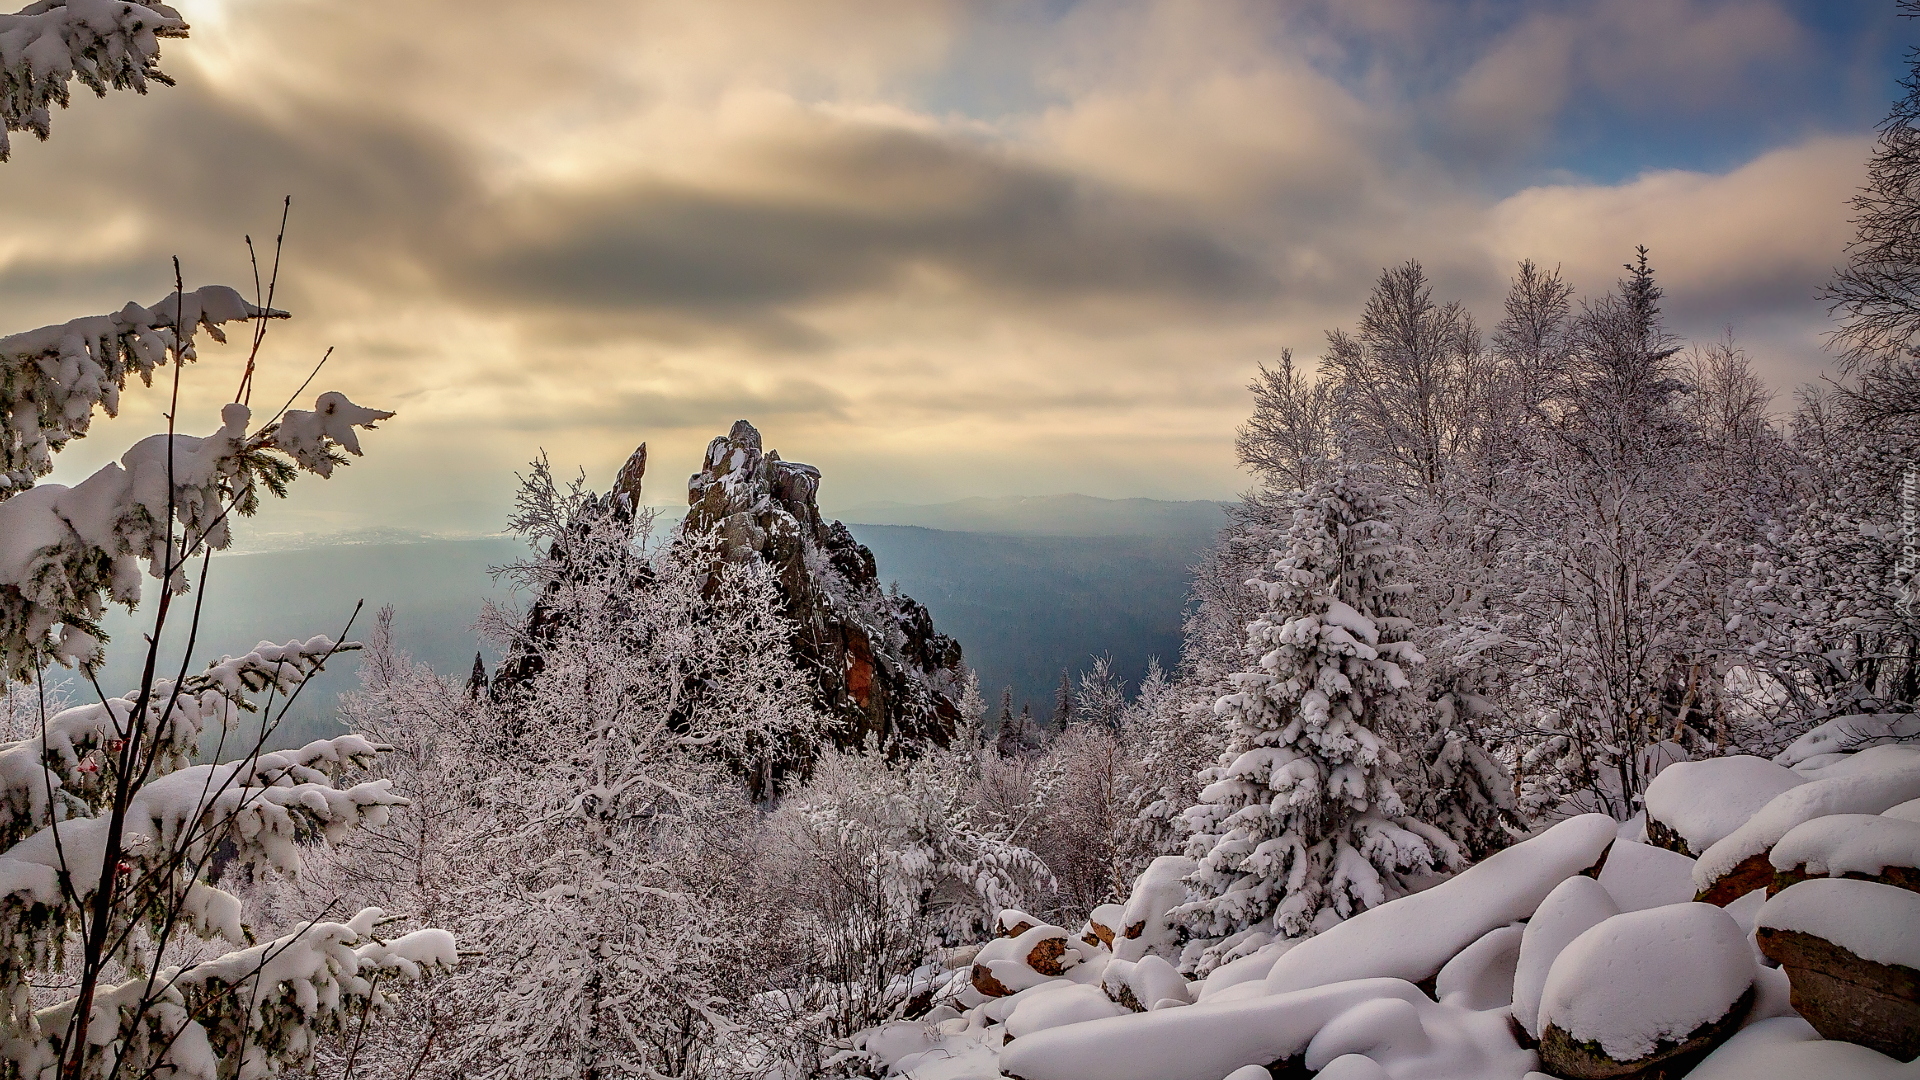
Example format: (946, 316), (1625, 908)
(0, 0), (188, 161)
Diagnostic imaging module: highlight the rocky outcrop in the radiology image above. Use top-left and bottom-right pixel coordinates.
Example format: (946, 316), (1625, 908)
(681, 420), (966, 753)
(1757, 879), (1920, 1062)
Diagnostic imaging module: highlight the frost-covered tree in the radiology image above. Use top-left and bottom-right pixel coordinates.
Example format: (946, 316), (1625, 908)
(1115, 659), (1221, 885)
(0, 271), (452, 1080)
(426, 460), (821, 1080)
(753, 746), (1052, 1072)
(1175, 467), (1455, 966)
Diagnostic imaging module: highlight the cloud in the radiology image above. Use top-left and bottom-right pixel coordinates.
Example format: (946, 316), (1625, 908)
(1483, 134), (1866, 325)
(5, 0), (1889, 526)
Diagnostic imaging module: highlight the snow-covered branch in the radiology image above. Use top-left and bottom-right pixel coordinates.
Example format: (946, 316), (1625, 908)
(0, 0), (188, 161)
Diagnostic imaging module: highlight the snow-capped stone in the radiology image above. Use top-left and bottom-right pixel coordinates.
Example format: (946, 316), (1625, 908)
(1261, 813), (1616, 996)
(1775, 712), (1920, 767)
(1686, 1016), (1914, 1080)
(1768, 813), (1920, 895)
(1113, 855), (1193, 963)
(1006, 983), (1128, 1039)
(1692, 746), (1920, 904)
(1537, 904), (1755, 1078)
(1755, 878), (1920, 1060)
(1643, 755), (1804, 857)
(1512, 875), (1620, 1041)
(999, 979), (1428, 1080)
(1595, 839), (1698, 912)
(1433, 923), (1523, 1012)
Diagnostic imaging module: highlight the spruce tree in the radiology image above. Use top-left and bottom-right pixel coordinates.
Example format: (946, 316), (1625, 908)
(1174, 466), (1455, 965)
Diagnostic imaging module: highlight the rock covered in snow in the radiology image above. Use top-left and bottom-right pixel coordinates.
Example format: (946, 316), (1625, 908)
(1686, 1016), (1915, 1080)
(1692, 745), (1920, 905)
(1643, 755), (1804, 857)
(682, 421), (966, 751)
(1537, 904), (1755, 1079)
(1260, 814), (1616, 997)
(1775, 712), (1920, 767)
(1432, 923), (1523, 1012)
(1595, 839), (1698, 912)
(1114, 854), (1192, 963)
(999, 978), (1535, 1080)
(1755, 878), (1920, 1061)
(1768, 812), (1920, 896)
(1512, 875), (1620, 1042)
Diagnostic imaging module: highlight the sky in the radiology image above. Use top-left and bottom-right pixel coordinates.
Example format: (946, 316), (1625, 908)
(7, 0), (1911, 536)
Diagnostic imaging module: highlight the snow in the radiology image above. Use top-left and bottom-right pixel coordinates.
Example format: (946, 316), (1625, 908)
(1642, 755), (1804, 854)
(1432, 923), (1522, 1011)
(1769, 812), (1920, 879)
(1882, 796), (1920, 823)
(1686, 1017), (1913, 1080)
(1693, 746), (1920, 893)
(1594, 839), (1698, 911)
(1537, 903), (1755, 1061)
(1757, 878), (1920, 971)
(1511, 875), (1619, 1040)
(1005, 983), (1127, 1038)
(1260, 814), (1616, 996)
(1002, 977), (1539, 1080)
(1113, 854), (1191, 962)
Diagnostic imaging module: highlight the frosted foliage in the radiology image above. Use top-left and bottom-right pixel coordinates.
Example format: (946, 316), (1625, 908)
(1176, 467), (1447, 960)
(0, 285), (283, 492)
(0, 391), (389, 679)
(0, 0), (188, 161)
(441, 467), (823, 1079)
(0, 641), (451, 1080)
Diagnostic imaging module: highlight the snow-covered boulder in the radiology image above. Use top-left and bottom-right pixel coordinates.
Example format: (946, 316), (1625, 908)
(1594, 839), (1696, 912)
(1006, 983), (1128, 1039)
(971, 922), (1099, 1000)
(1768, 812), (1920, 896)
(999, 909), (1039, 938)
(1755, 878), (1920, 1061)
(1643, 755), (1804, 857)
(1537, 904), (1755, 1080)
(1512, 875), (1620, 1042)
(1692, 747), (1920, 905)
(1261, 814), (1616, 996)
(1101, 954), (1191, 1012)
(1686, 1016), (1914, 1080)
(1883, 796), (1920, 823)
(1113, 854), (1193, 962)
(1085, 903), (1123, 948)
(999, 978), (1534, 1080)
(1432, 923), (1523, 1012)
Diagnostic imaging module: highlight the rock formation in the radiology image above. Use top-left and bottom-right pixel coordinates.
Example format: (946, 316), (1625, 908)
(680, 420), (968, 752)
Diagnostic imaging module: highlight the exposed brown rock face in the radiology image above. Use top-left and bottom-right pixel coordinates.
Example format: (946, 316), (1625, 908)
(1537, 987), (1753, 1080)
(1694, 852), (1773, 906)
(1769, 862), (1920, 897)
(1757, 927), (1920, 1061)
(682, 420), (966, 753)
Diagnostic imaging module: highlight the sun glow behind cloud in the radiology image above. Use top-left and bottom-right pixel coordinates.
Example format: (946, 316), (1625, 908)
(7, 0), (1904, 535)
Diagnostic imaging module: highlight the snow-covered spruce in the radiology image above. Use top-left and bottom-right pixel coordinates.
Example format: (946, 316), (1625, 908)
(1174, 466), (1457, 969)
(0, 0), (189, 161)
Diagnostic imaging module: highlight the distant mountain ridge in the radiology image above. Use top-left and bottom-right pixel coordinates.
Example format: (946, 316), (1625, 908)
(66, 491), (1229, 750)
(834, 494), (1230, 537)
